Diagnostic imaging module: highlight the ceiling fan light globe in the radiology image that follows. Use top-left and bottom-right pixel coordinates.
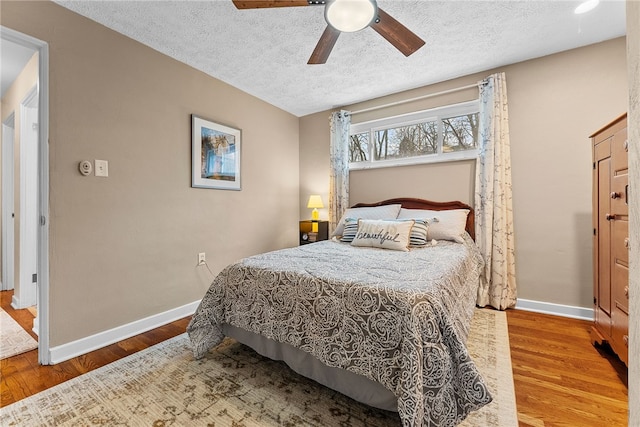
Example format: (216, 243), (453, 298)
(325, 0), (377, 33)
(574, 0), (599, 14)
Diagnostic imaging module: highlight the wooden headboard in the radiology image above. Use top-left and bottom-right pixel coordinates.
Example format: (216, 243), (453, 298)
(351, 197), (475, 241)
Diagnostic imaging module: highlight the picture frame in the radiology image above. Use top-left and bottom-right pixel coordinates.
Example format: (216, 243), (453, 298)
(191, 115), (241, 190)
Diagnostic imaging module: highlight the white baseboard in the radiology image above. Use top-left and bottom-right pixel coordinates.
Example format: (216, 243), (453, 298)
(44, 298), (592, 364)
(11, 294), (35, 310)
(32, 314), (39, 336)
(515, 298), (593, 321)
(49, 300), (201, 364)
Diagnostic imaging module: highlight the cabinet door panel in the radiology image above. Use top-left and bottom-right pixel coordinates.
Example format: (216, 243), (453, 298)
(612, 219), (629, 265)
(611, 174), (628, 216)
(611, 127), (628, 216)
(597, 157), (612, 317)
(612, 219), (629, 314)
(612, 262), (628, 313)
(611, 307), (629, 366)
(611, 127), (628, 173)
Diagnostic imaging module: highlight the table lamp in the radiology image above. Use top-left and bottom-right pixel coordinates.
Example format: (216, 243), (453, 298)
(307, 195), (324, 232)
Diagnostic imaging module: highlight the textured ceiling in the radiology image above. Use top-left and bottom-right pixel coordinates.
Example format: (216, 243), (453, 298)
(53, 0), (626, 117)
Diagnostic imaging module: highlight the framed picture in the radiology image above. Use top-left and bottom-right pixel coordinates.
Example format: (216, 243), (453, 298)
(191, 115), (241, 190)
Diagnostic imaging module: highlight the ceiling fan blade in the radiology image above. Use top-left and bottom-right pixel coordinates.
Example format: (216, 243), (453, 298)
(370, 8), (425, 57)
(232, 0), (311, 9)
(308, 26), (340, 64)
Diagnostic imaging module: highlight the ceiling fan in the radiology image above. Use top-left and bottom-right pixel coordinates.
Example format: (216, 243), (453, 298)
(232, 0), (426, 64)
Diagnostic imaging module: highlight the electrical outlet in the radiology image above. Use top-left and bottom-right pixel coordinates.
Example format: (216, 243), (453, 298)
(198, 252), (206, 265)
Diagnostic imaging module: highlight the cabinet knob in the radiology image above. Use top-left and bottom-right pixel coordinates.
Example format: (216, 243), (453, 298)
(624, 140), (629, 152)
(623, 335), (629, 347)
(606, 213), (615, 221)
(625, 286), (629, 298)
(625, 237), (630, 248)
(610, 192), (620, 199)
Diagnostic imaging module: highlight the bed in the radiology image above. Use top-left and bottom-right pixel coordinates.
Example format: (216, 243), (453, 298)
(187, 198), (491, 427)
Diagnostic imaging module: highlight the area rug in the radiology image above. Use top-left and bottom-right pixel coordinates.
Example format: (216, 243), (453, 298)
(0, 308), (37, 360)
(0, 308), (517, 426)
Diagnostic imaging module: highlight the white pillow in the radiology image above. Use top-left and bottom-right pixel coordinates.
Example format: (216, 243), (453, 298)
(397, 208), (469, 243)
(332, 204), (402, 237)
(350, 219), (414, 252)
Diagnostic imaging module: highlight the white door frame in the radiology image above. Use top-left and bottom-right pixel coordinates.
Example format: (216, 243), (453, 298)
(1, 26), (50, 365)
(12, 87), (39, 309)
(1, 113), (16, 292)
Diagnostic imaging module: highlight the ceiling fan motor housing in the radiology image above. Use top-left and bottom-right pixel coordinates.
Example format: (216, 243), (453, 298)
(231, 0), (423, 64)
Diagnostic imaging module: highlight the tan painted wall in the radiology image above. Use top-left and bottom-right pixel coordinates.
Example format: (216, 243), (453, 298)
(0, 51), (39, 294)
(299, 37), (628, 310)
(1, 1), (299, 346)
(299, 111), (331, 221)
(507, 38), (627, 308)
(626, 0), (639, 422)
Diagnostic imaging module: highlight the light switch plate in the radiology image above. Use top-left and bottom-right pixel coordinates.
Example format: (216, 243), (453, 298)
(95, 159), (108, 177)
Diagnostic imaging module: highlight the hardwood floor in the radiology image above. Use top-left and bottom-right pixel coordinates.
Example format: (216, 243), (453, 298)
(1, 290), (628, 426)
(507, 309), (628, 427)
(0, 290), (189, 406)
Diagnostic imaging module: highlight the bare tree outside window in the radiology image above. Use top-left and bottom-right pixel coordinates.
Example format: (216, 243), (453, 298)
(443, 113), (478, 152)
(373, 122), (439, 160)
(349, 101), (479, 168)
(349, 133), (369, 162)
(375, 129), (390, 159)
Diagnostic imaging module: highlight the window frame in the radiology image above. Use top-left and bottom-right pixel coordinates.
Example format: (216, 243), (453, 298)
(349, 100), (480, 170)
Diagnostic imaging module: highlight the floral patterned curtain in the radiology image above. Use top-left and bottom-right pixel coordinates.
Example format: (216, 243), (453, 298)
(475, 72), (517, 310)
(329, 110), (351, 234)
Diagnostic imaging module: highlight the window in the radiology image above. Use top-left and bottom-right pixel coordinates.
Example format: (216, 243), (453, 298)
(349, 101), (479, 170)
(349, 132), (370, 162)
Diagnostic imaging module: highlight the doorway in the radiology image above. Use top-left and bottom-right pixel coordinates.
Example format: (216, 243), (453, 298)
(13, 86), (39, 311)
(1, 113), (15, 293)
(0, 26), (50, 364)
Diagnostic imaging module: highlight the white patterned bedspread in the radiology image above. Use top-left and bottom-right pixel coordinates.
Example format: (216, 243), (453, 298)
(188, 235), (491, 427)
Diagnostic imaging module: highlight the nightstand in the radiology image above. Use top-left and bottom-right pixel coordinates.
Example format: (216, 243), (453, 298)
(299, 220), (329, 245)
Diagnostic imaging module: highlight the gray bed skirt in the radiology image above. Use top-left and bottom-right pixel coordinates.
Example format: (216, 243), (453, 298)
(223, 323), (399, 412)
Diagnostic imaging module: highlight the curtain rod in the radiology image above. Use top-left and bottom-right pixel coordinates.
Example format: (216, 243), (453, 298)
(349, 81), (483, 115)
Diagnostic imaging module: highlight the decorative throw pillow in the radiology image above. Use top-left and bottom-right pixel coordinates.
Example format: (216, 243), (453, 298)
(405, 219), (430, 246)
(342, 217), (429, 246)
(397, 208), (470, 243)
(350, 219), (414, 251)
(340, 218), (360, 243)
(332, 204), (402, 237)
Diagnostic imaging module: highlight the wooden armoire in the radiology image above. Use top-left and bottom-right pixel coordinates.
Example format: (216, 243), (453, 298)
(590, 113), (629, 366)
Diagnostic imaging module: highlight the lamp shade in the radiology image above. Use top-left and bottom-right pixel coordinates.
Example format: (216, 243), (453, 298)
(307, 195), (324, 209)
